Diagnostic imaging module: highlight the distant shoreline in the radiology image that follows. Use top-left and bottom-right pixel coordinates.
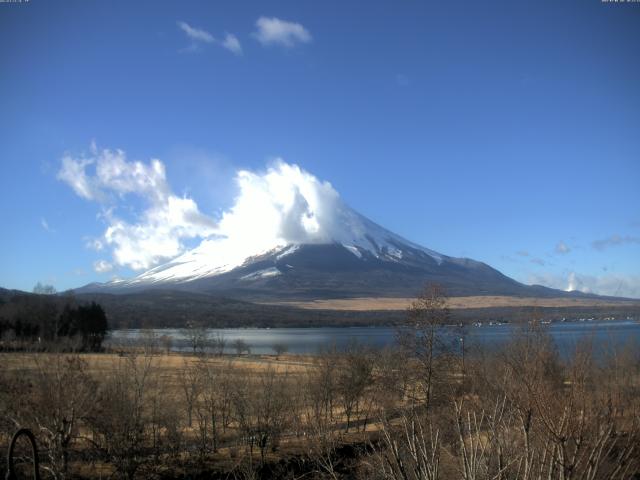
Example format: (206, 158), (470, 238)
(262, 295), (640, 311)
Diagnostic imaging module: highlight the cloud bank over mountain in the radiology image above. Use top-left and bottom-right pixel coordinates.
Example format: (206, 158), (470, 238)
(58, 145), (639, 298)
(58, 146), (363, 273)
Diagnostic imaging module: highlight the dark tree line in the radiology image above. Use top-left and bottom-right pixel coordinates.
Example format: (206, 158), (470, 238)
(57, 302), (109, 351)
(0, 291), (108, 351)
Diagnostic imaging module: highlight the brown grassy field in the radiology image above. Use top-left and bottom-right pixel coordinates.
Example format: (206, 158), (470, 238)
(0, 350), (399, 478)
(0, 351), (315, 376)
(2, 330), (639, 480)
(265, 295), (640, 311)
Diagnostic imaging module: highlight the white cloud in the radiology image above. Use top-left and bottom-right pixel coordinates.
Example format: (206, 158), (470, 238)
(555, 241), (570, 254)
(222, 33), (243, 55)
(102, 196), (215, 270)
(566, 272), (640, 298)
(144, 159), (374, 279)
(528, 272), (640, 299)
(59, 147), (170, 203)
(85, 237), (104, 251)
(40, 218), (53, 233)
(178, 21), (215, 44)
(62, 154), (351, 275)
(219, 160), (341, 245)
(253, 17), (312, 47)
(58, 145), (216, 271)
(58, 156), (95, 200)
(177, 22), (242, 55)
(592, 234), (640, 251)
(93, 260), (113, 273)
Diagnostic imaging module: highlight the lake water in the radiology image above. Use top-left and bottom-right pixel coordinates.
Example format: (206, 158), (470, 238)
(108, 319), (640, 358)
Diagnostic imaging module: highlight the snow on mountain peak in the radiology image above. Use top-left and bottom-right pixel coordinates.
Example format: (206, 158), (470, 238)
(125, 160), (443, 284)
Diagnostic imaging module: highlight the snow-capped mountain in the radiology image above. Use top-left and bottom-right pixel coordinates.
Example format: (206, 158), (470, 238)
(78, 162), (568, 300)
(120, 206), (443, 286)
(81, 204), (551, 300)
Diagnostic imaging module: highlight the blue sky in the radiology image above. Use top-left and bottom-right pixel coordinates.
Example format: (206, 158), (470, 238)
(1, 0), (639, 297)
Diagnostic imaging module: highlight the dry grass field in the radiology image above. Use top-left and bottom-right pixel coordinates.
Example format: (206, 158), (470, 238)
(0, 351), (315, 377)
(266, 295), (640, 311)
(0, 349), (406, 478)
(2, 327), (639, 480)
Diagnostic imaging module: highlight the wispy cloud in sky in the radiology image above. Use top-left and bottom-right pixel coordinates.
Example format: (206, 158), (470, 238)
(555, 240), (570, 254)
(253, 17), (311, 47)
(528, 271), (640, 299)
(58, 145), (216, 271)
(58, 156), (95, 200)
(93, 259), (113, 273)
(177, 21), (242, 55)
(222, 33), (243, 55)
(178, 21), (215, 44)
(592, 234), (640, 251)
(40, 218), (54, 233)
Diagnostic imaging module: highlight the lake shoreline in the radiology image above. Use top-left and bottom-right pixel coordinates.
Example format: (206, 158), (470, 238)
(107, 319), (640, 358)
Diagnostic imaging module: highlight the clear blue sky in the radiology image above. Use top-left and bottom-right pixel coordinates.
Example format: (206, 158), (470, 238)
(1, 0), (639, 297)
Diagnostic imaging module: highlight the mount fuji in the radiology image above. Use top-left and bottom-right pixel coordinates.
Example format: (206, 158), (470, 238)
(78, 162), (578, 301)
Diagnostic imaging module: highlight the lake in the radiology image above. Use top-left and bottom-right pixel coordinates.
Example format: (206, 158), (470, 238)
(108, 319), (640, 358)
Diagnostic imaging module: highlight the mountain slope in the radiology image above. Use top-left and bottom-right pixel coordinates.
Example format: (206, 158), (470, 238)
(75, 161), (602, 301)
(79, 207), (581, 300)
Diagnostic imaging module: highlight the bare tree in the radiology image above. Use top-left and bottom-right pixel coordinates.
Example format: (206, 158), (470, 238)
(218, 361), (236, 433)
(232, 367), (292, 465)
(398, 283), (449, 409)
(271, 342), (288, 359)
(149, 381), (183, 461)
(303, 355), (344, 480)
(195, 358), (225, 453)
(212, 332), (226, 356)
(140, 328), (159, 355)
(373, 346), (410, 412)
(336, 342), (373, 432)
(461, 322), (640, 480)
(178, 359), (201, 428)
(305, 412), (343, 480)
(88, 353), (156, 480)
(233, 338), (251, 356)
(184, 322), (210, 355)
(306, 349), (338, 428)
(33, 282), (57, 295)
(375, 412), (441, 480)
(7, 355), (96, 479)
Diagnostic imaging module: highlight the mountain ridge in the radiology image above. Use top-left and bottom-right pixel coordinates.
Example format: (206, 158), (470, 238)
(77, 241), (605, 301)
(73, 182), (612, 301)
